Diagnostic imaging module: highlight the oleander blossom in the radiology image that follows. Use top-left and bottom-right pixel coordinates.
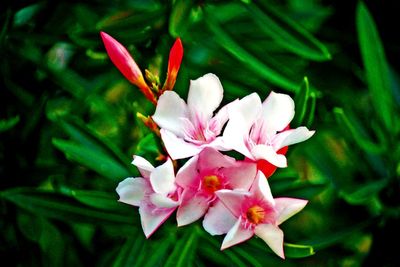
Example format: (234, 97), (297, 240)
(116, 156), (181, 238)
(152, 73), (235, 160)
(216, 171), (308, 258)
(175, 147), (257, 234)
(223, 91), (315, 176)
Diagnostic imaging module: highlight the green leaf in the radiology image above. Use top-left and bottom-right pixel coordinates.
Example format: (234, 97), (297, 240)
(70, 190), (122, 211)
(135, 133), (161, 159)
(169, 0), (195, 38)
(0, 116), (20, 132)
(248, 237), (315, 259)
(333, 107), (385, 154)
(246, 2), (331, 61)
(204, 9), (300, 93)
(356, 2), (395, 131)
(112, 235), (146, 267)
(294, 77), (310, 126)
(165, 229), (198, 267)
(55, 116), (130, 170)
(52, 138), (131, 180)
(340, 178), (388, 205)
(306, 91), (317, 128)
(304, 220), (372, 250)
(142, 237), (174, 267)
(1, 188), (136, 226)
(283, 243), (315, 258)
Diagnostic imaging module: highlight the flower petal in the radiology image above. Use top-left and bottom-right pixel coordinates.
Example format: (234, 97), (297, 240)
(152, 91), (188, 136)
(139, 203), (175, 238)
(159, 129), (203, 159)
(116, 177), (148, 206)
(254, 224), (285, 259)
(262, 91), (295, 133)
(203, 200), (236, 235)
(274, 198), (308, 225)
(251, 172), (275, 205)
(177, 192), (209, 226)
(187, 73), (223, 121)
(150, 193), (180, 208)
(222, 161), (257, 191)
(223, 93), (262, 159)
(273, 127), (315, 150)
(221, 217), (254, 250)
(132, 156), (154, 178)
(251, 144), (287, 168)
(198, 147), (235, 171)
(175, 155), (199, 188)
(215, 189), (250, 218)
(150, 158), (176, 195)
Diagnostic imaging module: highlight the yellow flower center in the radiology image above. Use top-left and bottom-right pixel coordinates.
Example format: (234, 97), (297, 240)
(202, 175), (222, 193)
(246, 205), (265, 225)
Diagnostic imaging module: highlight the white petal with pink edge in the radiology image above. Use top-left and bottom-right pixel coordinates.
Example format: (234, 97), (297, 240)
(261, 91), (295, 133)
(132, 156), (154, 178)
(116, 177), (147, 206)
(250, 172), (275, 205)
(222, 161), (257, 191)
(175, 155), (199, 188)
(215, 189), (250, 218)
(203, 201), (236, 235)
(273, 127), (315, 150)
(254, 223), (285, 259)
(274, 197), (308, 225)
(187, 73), (223, 121)
(152, 91), (188, 136)
(221, 217), (254, 250)
(150, 193), (180, 208)
(139, 204), (175, 238)
(150, 158), (176, 195)
(177, 192), (209, 226)
(250, 144), (287, 168)
(159, 129), (203, 160)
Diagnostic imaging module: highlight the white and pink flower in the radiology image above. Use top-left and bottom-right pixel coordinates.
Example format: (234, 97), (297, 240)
(116, 156), (181, 238)
(152, 73), (235, 160)
(175, 147), (257, 234)
(223, 91), (315, 177)
(215, 171), (308, 258)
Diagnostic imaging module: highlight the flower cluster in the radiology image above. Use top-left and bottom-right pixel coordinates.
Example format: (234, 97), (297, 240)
(101, 32), (315, 259)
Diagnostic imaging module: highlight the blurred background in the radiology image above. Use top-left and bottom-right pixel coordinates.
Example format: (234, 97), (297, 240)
(1, 0), (399, 266)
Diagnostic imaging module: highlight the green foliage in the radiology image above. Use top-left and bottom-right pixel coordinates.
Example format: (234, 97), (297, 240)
(1, 0), (399, 266)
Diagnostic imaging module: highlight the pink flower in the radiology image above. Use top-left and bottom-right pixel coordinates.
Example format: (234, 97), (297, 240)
(175, 147), (257, 234)
(216, 172), (308, 258)
(100, 32), (156, 104)
(223, 92), (315, 174)
(152, 73), (234, 159)
(116, 156), (181, 238)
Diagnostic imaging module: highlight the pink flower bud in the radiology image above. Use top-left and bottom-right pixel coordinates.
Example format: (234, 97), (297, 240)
(100, 32), (156, 104)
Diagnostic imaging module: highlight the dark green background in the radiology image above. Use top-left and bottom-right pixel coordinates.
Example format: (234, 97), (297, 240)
(1, 0), (399, 266)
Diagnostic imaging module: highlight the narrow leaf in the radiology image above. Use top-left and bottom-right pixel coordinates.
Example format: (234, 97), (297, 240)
(356, 2), (395, 131)
(340, 179), (388, 205)
(204, 10), (299, 93)
(165, 229), (198, 267)
(246, 2), (331, 61)
(294, 77), (310, 126)
(333, 108), (384, 153)
(0, 116), (20, 132)
(1, 188), (136, 226)
(52, 138), (131, 180)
